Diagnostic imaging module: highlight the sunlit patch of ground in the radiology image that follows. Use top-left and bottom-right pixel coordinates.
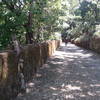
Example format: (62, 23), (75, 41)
(16, 43), (100, 100)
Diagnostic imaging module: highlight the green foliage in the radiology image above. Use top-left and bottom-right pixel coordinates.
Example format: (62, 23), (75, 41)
(0, 0), (63, 49)
(1, 0), (99, 49)
(66, 0), (100, 41)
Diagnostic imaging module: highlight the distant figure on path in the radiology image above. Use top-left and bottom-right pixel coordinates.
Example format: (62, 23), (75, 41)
(65, 38), (68, 46)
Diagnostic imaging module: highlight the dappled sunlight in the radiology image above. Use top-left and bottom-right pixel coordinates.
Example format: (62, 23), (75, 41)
(28, 82), (35, 87)
(90, 84), (100, 87)
(36, 73), (42, 78)
(56, 68), (63, 73)
(64, 95), (74, 99)
(44, 64), (51, 68)
(16, 43), (100, 100)
(64, 85), (82, 91)
(25, 82), (35, 94)
(55, 43), (94, 62)
(50, 61), (63, 65)
(87, 92), (96, 96)
(50, 86), (57, 91)
(54, 51), (66, 59)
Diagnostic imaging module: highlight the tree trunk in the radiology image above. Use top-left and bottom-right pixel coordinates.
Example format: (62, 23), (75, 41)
(25, 30), (33, 44)
(25, 0), (34, 44)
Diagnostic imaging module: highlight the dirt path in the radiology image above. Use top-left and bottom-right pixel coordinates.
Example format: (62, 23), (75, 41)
(16, 43), (100, 100)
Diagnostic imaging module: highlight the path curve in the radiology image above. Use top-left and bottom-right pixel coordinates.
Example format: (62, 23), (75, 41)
(16, 43), (100, 100)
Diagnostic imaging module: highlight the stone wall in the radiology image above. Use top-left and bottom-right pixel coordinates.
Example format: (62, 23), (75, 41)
(90, 35), (100, 53)
(71, 35), (100, 53)
(0, 40), (60, 100)
(73, 37), (90, 49)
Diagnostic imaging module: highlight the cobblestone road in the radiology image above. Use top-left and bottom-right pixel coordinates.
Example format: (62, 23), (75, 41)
(16, 43), (100, 100)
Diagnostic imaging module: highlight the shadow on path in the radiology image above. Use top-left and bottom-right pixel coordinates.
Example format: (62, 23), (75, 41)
(16, 43), (100, 100)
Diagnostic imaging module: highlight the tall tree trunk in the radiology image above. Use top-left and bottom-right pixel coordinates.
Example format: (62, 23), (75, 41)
(25, 27), (33, 44)
(25, 0), (34, 44)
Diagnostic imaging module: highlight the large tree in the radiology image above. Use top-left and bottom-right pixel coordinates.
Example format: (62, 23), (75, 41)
(0, 0), (62, 49)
